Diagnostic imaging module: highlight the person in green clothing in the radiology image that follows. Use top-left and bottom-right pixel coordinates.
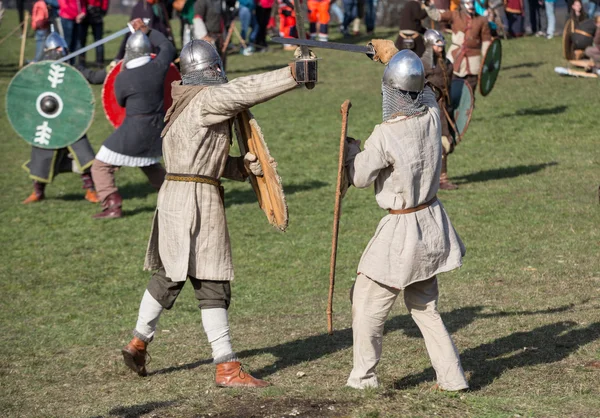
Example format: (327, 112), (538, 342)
(179, 0), (196, 45)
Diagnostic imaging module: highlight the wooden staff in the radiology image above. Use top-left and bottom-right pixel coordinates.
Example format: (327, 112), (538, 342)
(328, 99), (352, 335)
(222, 23), (235, 54)
(19, 11), (29, 68)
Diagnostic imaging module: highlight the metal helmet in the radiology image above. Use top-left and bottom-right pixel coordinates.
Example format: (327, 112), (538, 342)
(43, 32), (69, 60)
(383, 50), (425, 93)
(179, 40), (227, 85)
(381, 50), (426, 121)
(424, 29), (446, 47)
(124, 31), (152, 65)
(461, 0), (475, 12)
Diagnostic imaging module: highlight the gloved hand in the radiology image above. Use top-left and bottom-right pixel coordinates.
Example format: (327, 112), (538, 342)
(346, 136), (362, 150)
(129, 18), (150, 34)
(243, 152), (263, 176)
(368, 39), (399, 65)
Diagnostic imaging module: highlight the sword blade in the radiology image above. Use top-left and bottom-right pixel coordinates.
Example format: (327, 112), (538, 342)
(57, 26), (132, 63)
(271, 37), (374, 55)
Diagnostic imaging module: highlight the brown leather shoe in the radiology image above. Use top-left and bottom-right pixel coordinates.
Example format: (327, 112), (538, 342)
(439, 174), (459, 190)
(84, 189), (99, 203)
(121, 337), (148, 377)
(215, 361), (270, 388)
(93, 192), (123, 219)
(23, 191), (44, 204)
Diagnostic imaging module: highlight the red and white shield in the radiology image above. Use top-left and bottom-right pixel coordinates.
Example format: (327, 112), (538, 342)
(101, 55), (181, 128)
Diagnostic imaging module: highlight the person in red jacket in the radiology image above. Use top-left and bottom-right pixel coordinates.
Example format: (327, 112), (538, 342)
(79, 0), (109, 66)
(59, 0), (86, 63)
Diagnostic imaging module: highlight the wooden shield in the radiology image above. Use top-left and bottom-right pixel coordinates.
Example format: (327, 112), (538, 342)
(102, 56), (181, 128)
(234, 110), (288, 231)
(563, 19), (575, 60)
(450, 78), (474, 142)
(479, 38), (502, 96)
(6, 61), (94, 149)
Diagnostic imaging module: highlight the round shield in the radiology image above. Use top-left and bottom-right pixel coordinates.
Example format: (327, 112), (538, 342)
(563, 19), (575, 60)
(102, 56), (181, 128)
(450, 78), (474, 142)
(6, 61), (94, 149)
(479, 38), (502, 97)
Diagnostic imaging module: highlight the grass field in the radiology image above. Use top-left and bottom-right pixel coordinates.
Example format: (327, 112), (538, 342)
(1, 10), (599, 418)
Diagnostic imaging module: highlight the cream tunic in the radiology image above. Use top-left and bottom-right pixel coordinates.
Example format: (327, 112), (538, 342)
(144, 67), (298, 282)
(346, 88), (465, 289)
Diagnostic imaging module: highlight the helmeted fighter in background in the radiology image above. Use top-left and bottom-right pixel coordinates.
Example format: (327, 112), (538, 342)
(422, 29), (459, 190)
(22, 31), (106, 204)
(424, 0), (492, 92)
(91, 18), (176, 219)
(343, 45), (468, 391)
(121, 39), (318, 387)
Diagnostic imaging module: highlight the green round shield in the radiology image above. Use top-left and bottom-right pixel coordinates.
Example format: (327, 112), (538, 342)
(6, 61), (95, 149)
(479, 38), (502, 97)
(450, 78), (474, 143)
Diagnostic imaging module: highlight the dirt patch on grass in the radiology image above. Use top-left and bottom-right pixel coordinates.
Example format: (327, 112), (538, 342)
(202, 397), (353, 418)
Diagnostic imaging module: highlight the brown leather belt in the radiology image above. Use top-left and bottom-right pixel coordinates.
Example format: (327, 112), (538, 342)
(165, 173), (221, 187)
(388, 196), (438, 215)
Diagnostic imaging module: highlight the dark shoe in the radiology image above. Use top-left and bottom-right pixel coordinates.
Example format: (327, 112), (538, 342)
(122, 337), (148, 377)
(93, 192), (123, 219)
(215, 361), (270, 388)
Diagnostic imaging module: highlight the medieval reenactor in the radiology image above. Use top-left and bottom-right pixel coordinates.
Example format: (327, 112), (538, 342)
(343, 47), (468, 391)
(422, 29), (459, 190)
(91, 19), (176, 219)
(396, 0), (430, 57)
(22, 32), (105, 204)
(425, 0), (492, 92)
(120, 40), (318, 386)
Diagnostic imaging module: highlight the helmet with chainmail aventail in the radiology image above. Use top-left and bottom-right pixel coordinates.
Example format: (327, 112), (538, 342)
(381, 50), (426, 121)
(179, 40), (228, 85)
(124, 31), (152, 66)
(43, 31), (69, 60)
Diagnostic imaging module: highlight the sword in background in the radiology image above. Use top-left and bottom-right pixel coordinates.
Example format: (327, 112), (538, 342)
(272, 36), (375, 57)
(56, 23), (139, 64)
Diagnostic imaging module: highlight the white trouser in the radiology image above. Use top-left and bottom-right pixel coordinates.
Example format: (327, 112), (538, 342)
(347, 274), (468, 390)
(134, 291), (235, 363)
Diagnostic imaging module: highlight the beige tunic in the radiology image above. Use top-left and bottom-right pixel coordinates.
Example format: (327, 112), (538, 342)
(144, 67), (298, 282)
(345, 88), (465, 290)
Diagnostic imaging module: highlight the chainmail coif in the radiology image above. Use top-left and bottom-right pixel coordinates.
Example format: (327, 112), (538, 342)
(182, 67), (228, 86)
(382, 83), (426, 122)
